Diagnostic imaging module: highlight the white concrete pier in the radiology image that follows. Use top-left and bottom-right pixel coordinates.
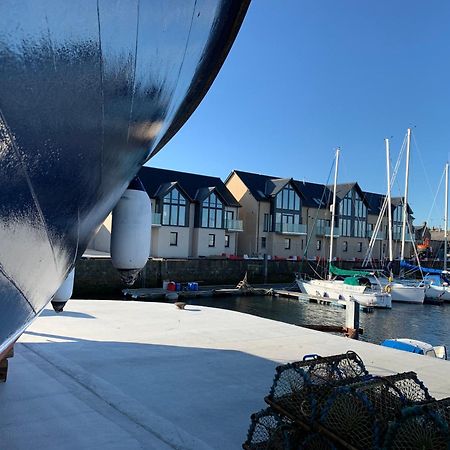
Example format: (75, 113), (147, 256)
(0, 300), (449, 449)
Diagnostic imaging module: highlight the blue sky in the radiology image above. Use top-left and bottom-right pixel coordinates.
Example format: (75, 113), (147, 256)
(149, 0), (450, 226)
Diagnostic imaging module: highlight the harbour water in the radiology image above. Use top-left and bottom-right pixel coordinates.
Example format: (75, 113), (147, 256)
(189, 295), (450, 350)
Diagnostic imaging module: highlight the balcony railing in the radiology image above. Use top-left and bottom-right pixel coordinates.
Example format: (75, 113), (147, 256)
(152, 213), (162, 226)
(224, 219), (243, 232)
(274, 223), (307, 235)
(315, 225), (340, 237)
(368, 230), (386, 240)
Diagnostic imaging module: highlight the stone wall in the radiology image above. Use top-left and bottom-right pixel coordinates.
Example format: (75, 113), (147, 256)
(73, 257), (417, 299)
(74, 257), (306, 298)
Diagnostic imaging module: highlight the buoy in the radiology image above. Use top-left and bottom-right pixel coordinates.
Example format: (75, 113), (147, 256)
(111, 177), (151, 286)
(51, 269), (75, 313)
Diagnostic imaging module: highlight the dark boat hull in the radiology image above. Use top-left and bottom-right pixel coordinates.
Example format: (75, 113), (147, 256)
(0, 0), (250, 355)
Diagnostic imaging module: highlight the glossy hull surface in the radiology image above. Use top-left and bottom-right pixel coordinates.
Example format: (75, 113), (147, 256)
(0, 0), (250, 355)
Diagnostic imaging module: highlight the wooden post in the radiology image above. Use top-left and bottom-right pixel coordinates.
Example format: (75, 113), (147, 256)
(345, 299), (360, 340)
(263, 253), (268, 284)
(0, 345), (14, 383)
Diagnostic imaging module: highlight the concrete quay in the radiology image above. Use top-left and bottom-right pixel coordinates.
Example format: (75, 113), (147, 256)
(0, 300), (449, 449)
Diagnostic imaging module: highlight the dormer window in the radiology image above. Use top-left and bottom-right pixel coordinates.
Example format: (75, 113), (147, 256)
(338, 188), (367, 238)
(201, 192), (223, 229)
(161, 188), (187, 226)
(393, 204), (403, 223)
(275, 185), (300, 211)
(273, 185), (302, 232)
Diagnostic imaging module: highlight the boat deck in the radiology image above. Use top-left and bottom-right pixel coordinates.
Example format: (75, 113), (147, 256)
(0, 300), (449, 449)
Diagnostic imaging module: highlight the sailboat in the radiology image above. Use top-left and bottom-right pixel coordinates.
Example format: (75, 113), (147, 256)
(363, 132), (425, 303)
(296, 149), (392, 309)
(400, 163), (450, 304)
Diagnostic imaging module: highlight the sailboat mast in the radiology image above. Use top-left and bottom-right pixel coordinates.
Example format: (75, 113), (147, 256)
(444, 162), (448, 271)
(400, 128), (411, 261)
(328, 148), (340, 279)
(386, 138), (394, 262)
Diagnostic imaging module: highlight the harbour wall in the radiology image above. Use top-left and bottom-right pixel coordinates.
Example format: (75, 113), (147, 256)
(73, 257), (421, 298)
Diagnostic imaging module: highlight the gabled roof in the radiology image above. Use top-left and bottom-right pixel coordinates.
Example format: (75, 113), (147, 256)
(230, 170), (277, 201)
(331, 182), (370, 206)
(230, 170), (333, 208)
(292, 179), (333, 208)
(154, 181), (191, 201)
(265, 178), (292, 197)
(391, 197), (413, 215)
(363, 191), (386, 215)
(361, 191), (414, 216)
(138, 167), (240, 207)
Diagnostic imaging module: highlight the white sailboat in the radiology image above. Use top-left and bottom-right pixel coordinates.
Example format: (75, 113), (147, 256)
(379, 133), (425, 304)
(422, 162), (450, 303)
(296, 149), (392, 309)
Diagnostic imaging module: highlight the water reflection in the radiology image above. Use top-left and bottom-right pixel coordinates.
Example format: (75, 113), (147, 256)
(189, 296), (450, 348)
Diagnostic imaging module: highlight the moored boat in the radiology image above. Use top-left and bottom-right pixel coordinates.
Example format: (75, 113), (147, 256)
(296, 276), (392, 308)
(296, 149), (392, 309)
(381, 338), (448, 360)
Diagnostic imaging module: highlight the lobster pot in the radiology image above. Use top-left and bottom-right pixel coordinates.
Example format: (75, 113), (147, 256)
(320, 371), (434, 449)
(299, 433), (336, 450)
(384, 397), (450, 450)
(51, 269), (75, 313)
(242, 407), (300, 450)
(266, 352), (368, 423)
(111, 177), (151, 285)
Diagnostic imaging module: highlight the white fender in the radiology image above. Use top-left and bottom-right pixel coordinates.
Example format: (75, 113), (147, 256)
(111, 177), (151, 284)
(51, 269), (75, 313)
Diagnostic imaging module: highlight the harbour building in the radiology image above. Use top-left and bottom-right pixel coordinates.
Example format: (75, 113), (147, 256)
(88, 167), (243, 258)
(225, 170), (414, 261)
(88, 167), (415, 262)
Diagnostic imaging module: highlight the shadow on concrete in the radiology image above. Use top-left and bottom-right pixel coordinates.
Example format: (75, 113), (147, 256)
(39, 310), (96, 319)
(1, 335), (278, 450)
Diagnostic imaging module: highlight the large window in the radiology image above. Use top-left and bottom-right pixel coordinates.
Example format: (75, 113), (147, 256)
(276, 185), (300, 210)
(354, 192), (367, 238)
(393, 205), (408, 239)
(202, 192), (223, 229)
(339, 193), (352, 216)
(274, 185), (301, 231)
(339, 218), (351, 237)
(338, 189), (367, 238)
(162, 188), (186, 226)
(394, 205), (403, 222)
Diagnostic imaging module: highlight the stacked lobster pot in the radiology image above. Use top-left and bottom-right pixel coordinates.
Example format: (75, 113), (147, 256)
(243, 351), (450, 449)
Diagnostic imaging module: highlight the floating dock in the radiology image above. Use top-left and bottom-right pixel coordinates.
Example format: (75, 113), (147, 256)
(0, 300), (448, 449)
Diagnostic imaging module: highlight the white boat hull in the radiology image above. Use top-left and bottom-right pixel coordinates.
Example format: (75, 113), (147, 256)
(424, 285), (450, 302)
(296, 279), (392, 309)
(389, 283), (425, 304)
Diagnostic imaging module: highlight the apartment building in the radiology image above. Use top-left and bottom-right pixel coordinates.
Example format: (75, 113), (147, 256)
(88, 167), (242, 258)
(226, 170), (414, 261)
